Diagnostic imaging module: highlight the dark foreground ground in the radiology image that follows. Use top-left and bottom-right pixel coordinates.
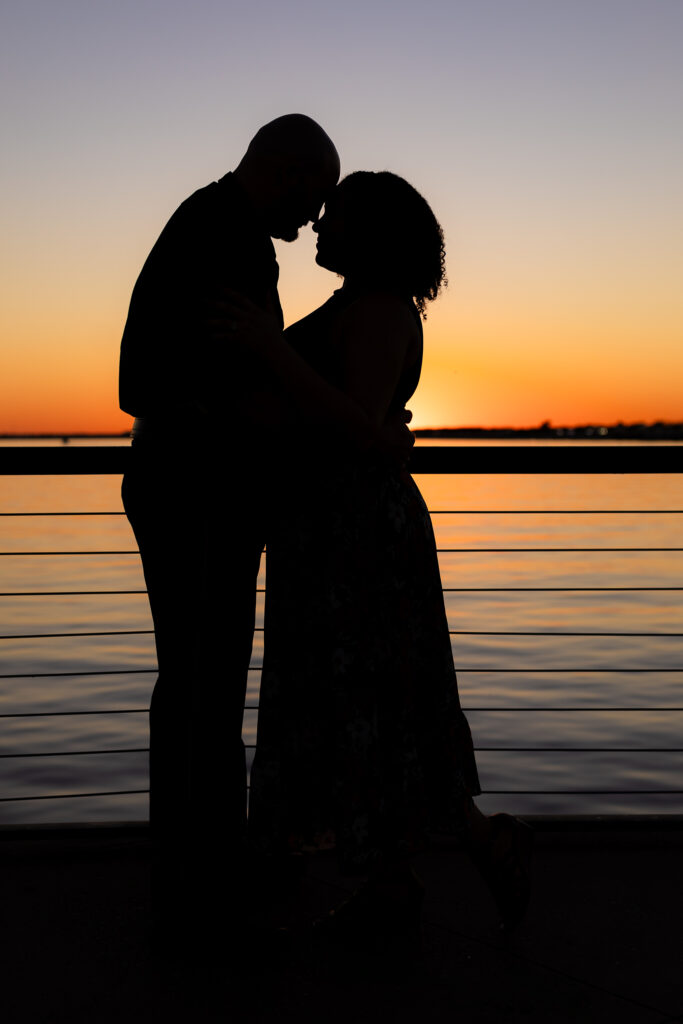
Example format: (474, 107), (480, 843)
(1, 821), (682, 1024)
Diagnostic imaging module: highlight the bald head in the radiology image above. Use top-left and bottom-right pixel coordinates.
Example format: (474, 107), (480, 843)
(245, 114), (339, 169)
(234, 114), (340, 241)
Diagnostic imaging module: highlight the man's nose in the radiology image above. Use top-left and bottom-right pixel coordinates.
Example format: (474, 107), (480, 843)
(307, 204), (323, 225)
(305, 192), (326, 223)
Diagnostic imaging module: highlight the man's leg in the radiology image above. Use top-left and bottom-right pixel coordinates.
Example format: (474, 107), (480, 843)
(122, 446), (263, 917)
(186, 509), (263, 869)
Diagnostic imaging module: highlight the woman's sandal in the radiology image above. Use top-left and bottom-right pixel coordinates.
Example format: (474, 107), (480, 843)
(473, 813), (534, 933)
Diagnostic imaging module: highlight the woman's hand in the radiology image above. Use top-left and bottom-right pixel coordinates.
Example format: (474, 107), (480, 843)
(376, 408), (415, 467)
(209, 289), (282, 353)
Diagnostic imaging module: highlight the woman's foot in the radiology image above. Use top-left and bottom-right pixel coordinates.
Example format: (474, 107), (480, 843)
(469, 813), (534, 933)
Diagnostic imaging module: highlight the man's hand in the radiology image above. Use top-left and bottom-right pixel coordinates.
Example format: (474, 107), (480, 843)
(208, 289), (282, 352)
(375, 407), (415, 467)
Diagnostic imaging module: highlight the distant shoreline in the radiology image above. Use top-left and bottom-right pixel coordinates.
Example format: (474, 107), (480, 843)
(413, 423), (683, 441)
(0, 433), (132, 440)
(2, 423), (683, 442)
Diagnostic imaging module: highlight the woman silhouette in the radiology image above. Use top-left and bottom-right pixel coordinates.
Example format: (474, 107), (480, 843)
(218, 171), (532, 953)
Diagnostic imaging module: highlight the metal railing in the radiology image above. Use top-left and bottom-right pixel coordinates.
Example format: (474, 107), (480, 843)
(1, 443), (682, 821)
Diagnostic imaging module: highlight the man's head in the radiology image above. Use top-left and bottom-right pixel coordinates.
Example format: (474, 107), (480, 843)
(234, 114), (340, 241)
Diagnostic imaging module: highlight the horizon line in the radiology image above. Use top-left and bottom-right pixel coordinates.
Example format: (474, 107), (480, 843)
(2, 419), (682, 440)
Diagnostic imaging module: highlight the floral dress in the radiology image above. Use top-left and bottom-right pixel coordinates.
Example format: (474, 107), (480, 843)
(248, 290), (480, 872)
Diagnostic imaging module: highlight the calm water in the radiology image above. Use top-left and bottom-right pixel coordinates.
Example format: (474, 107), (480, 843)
(1, 438), (682, 824)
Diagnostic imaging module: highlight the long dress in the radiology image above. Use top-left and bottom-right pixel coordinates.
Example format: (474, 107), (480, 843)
(248, 289), (481, 873)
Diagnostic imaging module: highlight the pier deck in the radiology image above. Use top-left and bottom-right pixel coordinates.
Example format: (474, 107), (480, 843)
(2, 823), (682, 1023)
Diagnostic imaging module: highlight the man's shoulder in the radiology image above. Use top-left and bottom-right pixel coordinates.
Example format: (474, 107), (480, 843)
(163, 174), (259, 247)
(168, 177), (231, 225)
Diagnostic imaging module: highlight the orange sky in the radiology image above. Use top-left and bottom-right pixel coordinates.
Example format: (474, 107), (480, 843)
(2, 2), (681, 434)
(2, 199), (681, 434)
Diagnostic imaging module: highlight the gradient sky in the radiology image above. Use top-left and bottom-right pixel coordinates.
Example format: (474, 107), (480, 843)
(1, 0), (681, 433)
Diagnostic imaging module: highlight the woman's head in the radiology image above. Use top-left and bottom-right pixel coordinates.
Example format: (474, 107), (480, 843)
(313, 170), (446, 317)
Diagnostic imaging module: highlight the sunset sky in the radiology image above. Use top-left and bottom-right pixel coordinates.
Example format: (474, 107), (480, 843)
(1, 0), (681, 433)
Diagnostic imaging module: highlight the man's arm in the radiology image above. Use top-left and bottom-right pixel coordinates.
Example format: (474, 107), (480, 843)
(211, 291), (417, 458)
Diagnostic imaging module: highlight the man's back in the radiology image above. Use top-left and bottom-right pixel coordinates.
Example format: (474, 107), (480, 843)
(119, 173), (283, 425)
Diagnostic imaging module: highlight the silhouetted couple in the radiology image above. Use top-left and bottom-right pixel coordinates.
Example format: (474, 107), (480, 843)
(120, 114), (532, 964)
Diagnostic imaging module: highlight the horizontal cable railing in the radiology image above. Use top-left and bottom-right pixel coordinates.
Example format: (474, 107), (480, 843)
(1, 443), (681, 474)
(1, 444), (682, 816)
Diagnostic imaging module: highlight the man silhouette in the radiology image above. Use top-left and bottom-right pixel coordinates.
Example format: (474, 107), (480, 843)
(119, 115), (340, 929)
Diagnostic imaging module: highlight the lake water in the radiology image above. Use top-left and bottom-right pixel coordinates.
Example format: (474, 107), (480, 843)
(1, 438), (682, 824)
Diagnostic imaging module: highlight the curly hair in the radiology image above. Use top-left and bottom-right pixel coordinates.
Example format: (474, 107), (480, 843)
(335, 170), (447, 318)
